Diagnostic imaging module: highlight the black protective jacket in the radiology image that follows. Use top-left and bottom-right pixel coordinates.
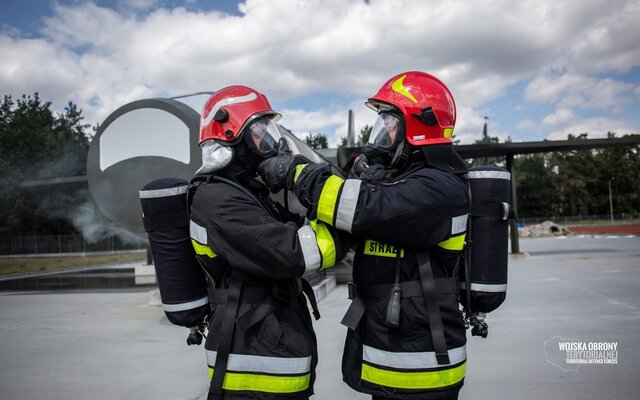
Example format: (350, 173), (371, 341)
(189, 165), (350, 400)
(293, 151), (469, 400)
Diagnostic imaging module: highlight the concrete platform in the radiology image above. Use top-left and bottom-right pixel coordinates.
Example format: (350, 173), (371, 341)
(1, 235), (638, 399)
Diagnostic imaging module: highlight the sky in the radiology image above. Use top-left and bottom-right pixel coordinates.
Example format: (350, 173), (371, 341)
(1, 0), (639, 146)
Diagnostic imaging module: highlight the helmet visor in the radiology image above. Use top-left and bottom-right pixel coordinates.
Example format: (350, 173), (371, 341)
(368, 113), (404, 151)
(245, 116), (284, 157)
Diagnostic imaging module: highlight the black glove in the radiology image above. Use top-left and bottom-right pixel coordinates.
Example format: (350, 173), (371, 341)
(350, 154), (386, 181)
(258, 138), (308, 193)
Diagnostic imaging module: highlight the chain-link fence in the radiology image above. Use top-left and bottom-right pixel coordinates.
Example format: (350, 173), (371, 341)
(0, 234), (147, 256)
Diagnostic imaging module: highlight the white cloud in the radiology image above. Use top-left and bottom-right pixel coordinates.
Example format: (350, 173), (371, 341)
(543, 108), (576, 127)
(452, 108), (510, 144)
(0, 35), (81, 105)
(453, 107), (487, 144)
(0, 0), (639, 138)
(525, 72), (636, 112)
(547, 117), (636, 140)
(564, 1), (640, 74)
(279, 108), (346, 137)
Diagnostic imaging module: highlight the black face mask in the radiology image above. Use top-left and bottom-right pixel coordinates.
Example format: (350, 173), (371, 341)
(360, 144), (394, 167)
(232, 139), (264, 177)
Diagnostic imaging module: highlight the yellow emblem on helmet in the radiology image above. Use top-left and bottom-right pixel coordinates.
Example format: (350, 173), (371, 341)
(391, 74), (418, 104)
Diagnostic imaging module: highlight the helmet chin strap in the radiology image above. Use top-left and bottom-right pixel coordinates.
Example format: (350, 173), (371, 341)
(389, 140), (407, 169)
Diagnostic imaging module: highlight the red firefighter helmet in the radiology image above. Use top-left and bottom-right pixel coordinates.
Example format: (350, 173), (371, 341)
(199, 85), (281, 145)
(366, 71), (456, 146)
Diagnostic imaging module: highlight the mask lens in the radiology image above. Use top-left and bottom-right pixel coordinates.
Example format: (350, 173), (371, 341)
(368, 113), (402, 150)
(246, 116), (282, 157)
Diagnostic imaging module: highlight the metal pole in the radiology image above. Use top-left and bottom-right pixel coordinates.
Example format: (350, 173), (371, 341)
(347, 110), (355, 147)
(506, 153), (520, 254)
(608, 179), (614, 223)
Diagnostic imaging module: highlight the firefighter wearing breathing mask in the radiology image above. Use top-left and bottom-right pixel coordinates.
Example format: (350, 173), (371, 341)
(189, 85), (350, 400)
(259, 72), (470, 399)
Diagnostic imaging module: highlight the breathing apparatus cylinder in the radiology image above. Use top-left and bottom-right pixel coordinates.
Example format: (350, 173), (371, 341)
(139, 178), (210, 328)
(460, 166), (511, 314)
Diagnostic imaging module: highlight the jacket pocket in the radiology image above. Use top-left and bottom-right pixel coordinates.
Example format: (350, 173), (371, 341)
(257, 312), (287, 351)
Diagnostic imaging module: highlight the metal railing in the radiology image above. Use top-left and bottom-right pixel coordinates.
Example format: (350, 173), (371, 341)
(0, 234), (147, 256)
(518, 213), (638, 226)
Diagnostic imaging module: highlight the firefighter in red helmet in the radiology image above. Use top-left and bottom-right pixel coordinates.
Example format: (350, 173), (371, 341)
(259, 72), (470, 399)
(189, 85), (350, 400)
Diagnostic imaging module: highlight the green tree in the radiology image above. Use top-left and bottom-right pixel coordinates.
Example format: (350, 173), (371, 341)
(304, 133), (329, 149)
(549, 134), (600, 216)
(466, 135), (511, 168)
(515, 154), (559, 218)
(595, 132), (640, 216)
(511, 132), (640, 219)
(358, 124), (372, 146)
(0, 94), (92, 236)
(336, 125), (373, 149)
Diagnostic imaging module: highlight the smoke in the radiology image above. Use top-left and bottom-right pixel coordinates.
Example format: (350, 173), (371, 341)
(70, 200), (141, 244)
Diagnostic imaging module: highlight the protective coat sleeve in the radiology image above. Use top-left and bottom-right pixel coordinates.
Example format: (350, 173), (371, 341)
(189, 181), (350, 279)
(293, 163), (469, 248)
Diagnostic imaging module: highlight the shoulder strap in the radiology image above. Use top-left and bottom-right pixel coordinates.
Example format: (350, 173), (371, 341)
(208, 270), (242, 397)
(186, 176), (206, 221)
(416, 251), (451, 365)
(463, 178), (473, 316)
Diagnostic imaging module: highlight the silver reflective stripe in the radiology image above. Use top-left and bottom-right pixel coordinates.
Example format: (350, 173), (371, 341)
(451, 214), (468, 235)
(460, 282), (508, 293)
(139, 184), (188, 199)
(467, 170), (510, 180)
(163, 296), (209, 312)
(363, 345), (466, 369)
(298, 225), (321, 272)
(335, 179), (361, 233)
(190, 220), (208, 244)
(206, 351), (312, 374)
(201, 92), (258, 126)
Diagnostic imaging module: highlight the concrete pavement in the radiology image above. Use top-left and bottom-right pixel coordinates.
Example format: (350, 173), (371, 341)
(1, 235), (639, 399)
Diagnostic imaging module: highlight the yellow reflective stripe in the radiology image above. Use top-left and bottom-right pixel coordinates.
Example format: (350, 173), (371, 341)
(317, 175), (344, 225)
(364, 239), (404, 258)
(192, 240), (217, 258)
(309, 220), (336, 269)
(444, 128), (454, 138)
(437, 234), (466, 251)
(361, 362), (466, 389)
(208, 368), (310, 393)
(294, 164), (308, 184)
(391, 74), (418, 103)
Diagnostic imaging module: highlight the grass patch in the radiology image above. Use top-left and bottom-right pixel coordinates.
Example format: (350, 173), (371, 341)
(0, 252), (147, 277)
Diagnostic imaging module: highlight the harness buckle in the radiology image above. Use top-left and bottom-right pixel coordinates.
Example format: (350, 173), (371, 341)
(347, 281), (356, 300)
(436, 352), (451, 365)
(294, 277), (303, 294)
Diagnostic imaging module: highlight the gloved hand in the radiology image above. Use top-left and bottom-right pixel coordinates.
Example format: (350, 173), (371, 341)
(258, 138), (308, 193)
(350, 154), (385, 181)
